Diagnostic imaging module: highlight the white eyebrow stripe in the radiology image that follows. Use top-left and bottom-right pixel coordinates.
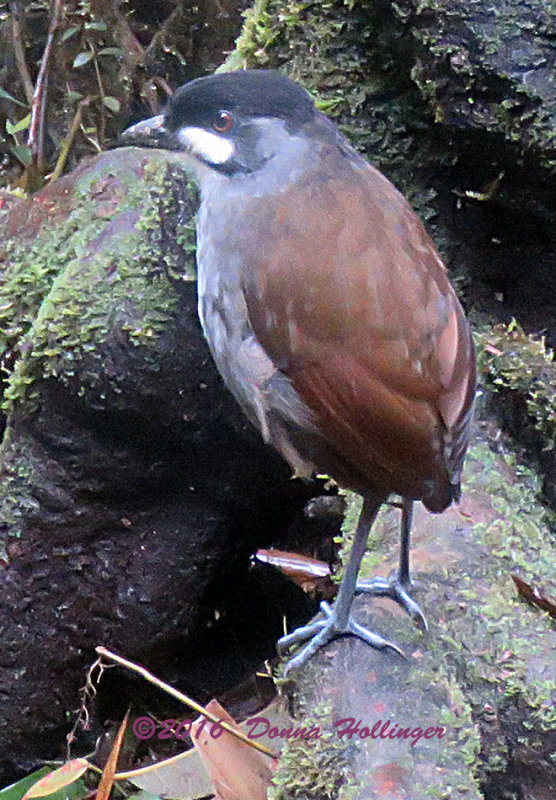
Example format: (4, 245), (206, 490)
(177, 126), (235, 164)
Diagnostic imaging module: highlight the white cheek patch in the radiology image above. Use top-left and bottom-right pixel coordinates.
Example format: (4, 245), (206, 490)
(177, 126), (235, 164)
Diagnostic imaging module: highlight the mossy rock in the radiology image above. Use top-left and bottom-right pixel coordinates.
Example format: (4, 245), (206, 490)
(0, 147), (198, 415)
(475, 321), (556, 506)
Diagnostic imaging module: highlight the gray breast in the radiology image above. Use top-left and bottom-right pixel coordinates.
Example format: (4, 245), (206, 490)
(195, 180), (324, 480)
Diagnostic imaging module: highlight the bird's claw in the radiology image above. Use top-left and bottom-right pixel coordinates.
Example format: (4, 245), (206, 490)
(276, 616), (328, 655)
(356, 576), (428, 632)
(278, 601), (405, 677)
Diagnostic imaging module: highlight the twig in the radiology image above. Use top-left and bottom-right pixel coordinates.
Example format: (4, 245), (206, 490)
(27, 0), (63, 175)
(49, 98), (88, 182)
(152, 76), (173, 97)
(96, 645), (276, 758)
(8, 1), (34, 105)
(90, 41), (106, 142)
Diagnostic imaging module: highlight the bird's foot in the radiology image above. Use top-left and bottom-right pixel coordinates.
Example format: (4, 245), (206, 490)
(356, 575), (428, 632)
(277, 600), (404, 677)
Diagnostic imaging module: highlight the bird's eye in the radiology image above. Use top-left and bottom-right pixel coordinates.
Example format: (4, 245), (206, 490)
(212, 110), (234, 133)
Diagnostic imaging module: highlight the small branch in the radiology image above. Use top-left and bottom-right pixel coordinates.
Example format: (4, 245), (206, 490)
(96, 645), (277, 759)
(8, 1), (34, 105)
(27, 0), (63, 175)
(152, 76), (173, 97)
(90, 42), (106, 143)
(49, 98), (88, 182)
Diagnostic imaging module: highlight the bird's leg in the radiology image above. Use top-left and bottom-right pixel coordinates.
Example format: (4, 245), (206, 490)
(356, 498), (427, 631)
(398, 497), (412, 587)
(277, 494), (404, 676)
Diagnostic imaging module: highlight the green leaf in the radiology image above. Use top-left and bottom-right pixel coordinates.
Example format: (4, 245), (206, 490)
(102, 96), (121, 113)
(60, 25), (81, 42)
(66, 90), (84, 102)
(0, 86), (26, 107)
(22, 761), (90, 800)
(6, 114), (31, 135)
(0, 770), (52, 800)
(9, 145), (32, 166)
(0, 768), (88, 800)
(84, 20), (107, 31)
(72, 51), (93, 67)
(97, 47), (124, 57)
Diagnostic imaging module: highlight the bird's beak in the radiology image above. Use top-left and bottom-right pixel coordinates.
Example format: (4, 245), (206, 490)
(118, 114), (173, 149)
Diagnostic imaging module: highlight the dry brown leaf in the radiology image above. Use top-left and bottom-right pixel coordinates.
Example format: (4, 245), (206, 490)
(97, 710), (130, 800)
(192, 700), (275, 800)
(124, 747), (213, 799)
(255, 549), (335, 598)
(511, 573), (556, 619)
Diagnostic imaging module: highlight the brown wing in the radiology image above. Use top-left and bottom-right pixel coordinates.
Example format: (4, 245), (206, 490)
(241, 151), (475, 511)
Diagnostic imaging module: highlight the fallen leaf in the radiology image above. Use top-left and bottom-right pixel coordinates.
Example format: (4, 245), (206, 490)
(192, 700), (275, 800)
(97, 711), (129, 800)
(125, 749), (213, 799)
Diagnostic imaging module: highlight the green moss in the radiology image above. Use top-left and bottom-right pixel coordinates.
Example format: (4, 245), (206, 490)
(223, 0), (278, 68)
(456, 441), (556, 738)
(475, 321), (556, 456)
(1, 153), (197, 414)
(268, 702), (359, 800)
(0, 201), (106, 362)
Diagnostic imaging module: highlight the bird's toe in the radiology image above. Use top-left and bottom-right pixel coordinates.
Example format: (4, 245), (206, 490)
(279, 602), (406, 676)
(356, 576), (428, 632)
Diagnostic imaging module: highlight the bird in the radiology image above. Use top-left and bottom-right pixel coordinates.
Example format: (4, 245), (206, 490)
(120, 69), (476, 674)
